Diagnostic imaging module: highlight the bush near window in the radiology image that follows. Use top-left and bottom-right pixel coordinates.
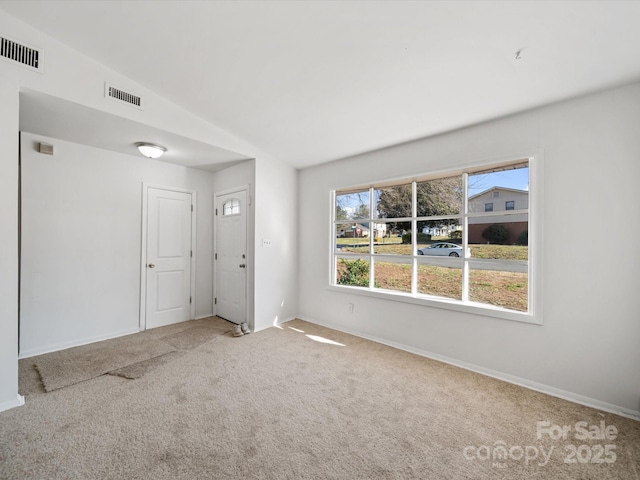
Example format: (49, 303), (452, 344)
(337, 259), (371, 287)
(517, 230), (528, 246)
(482, 224), (509, 244)
(449, 230), (462, 239)
(401, 232), (432, 244)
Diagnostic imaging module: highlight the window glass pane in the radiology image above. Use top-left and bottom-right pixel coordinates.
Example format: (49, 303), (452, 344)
(417, 241), (467, 258)
(336, 257), (370, 287)
(335, 221), (370, 252)
(338, 240), (370, 253)
(374, 184), (411, 219)
(336, 190), (370, 220)
(417, 260), (462, 300)
(335, 223), (368, 252)
(416, 176), (463, 217)
(373, 221), (410, 255)
(470, 247), (528, 262)
(373, 258), (411, 293)
(417, 218), (462, 250)
(469, 269), (528, 312)
(468, 163), (529, 213)
(223, 199), (240, 215)
(468, 214), (528, 260)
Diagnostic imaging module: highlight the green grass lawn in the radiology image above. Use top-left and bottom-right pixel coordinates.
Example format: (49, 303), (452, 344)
(339, 242), (528, 260)
(470, 244), (528, 260)
(336, 237), (401, 245)
(337, 244), (528, 312)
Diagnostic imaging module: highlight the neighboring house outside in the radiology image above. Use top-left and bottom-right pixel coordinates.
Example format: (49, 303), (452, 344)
(467, 187), (528, 244)
(338, 222), (387, 238)
(422, 224), (463, 237)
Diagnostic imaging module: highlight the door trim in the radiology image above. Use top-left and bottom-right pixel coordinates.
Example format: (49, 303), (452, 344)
(140, 183), (197, 331)
(213, 185), (249, 321)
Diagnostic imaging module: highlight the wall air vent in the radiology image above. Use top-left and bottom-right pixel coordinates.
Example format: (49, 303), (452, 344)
(0, 35), (43, 73)
(104, 82), (143, 110)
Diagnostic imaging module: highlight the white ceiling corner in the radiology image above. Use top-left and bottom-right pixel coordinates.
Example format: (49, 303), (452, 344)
(3, 0), (640, 169)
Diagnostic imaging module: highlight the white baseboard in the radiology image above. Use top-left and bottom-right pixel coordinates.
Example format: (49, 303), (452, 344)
(0, 394), (24, 413)
(258, 316), (296, 333)
(275, 316), (296, 326)
(298, 316), (640, 422)
(195, 313), (214, 320)
(19, 327), (140, 359)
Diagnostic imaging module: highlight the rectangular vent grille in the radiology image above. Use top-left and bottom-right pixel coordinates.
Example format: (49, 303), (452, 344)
(105, 82), (143, 109)
(0, 35), (42, 72)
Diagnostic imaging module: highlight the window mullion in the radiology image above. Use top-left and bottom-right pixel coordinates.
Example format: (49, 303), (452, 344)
(369, 187), (374, 289)
(330, 190), (336, 286)
(462, 173), (469, 302)
(411, 181), (417, 295)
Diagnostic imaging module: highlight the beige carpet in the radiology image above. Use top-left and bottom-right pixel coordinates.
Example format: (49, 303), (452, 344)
(159, 324), (227, 350)
(107, 351), (185, 380)
(28, 317), (231, 392)
(33, 335), (176, 392)
(107, 324), (227, 379)
(2, 318), (639, 479)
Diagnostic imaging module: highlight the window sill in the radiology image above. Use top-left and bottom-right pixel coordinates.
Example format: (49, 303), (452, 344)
(326, 284), (541, 325)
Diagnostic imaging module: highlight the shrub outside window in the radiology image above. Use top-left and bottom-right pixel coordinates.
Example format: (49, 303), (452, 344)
(332, 159), (533, 321)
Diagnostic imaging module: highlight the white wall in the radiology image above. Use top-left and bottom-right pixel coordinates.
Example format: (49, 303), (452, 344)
(254, 157), (299, 331)
(298, 82), (640, 418)
(0, 79), (22, 412)
(20, 133), (217, 357)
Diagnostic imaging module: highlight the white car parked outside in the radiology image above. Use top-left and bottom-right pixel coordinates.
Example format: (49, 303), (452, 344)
(417, 242), (469, 257)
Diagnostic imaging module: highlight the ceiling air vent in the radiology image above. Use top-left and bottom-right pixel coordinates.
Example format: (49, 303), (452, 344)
(0, 35), (43, 73)
(104, 82), (143, 110)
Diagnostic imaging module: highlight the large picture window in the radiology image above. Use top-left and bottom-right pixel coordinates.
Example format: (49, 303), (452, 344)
(332, 158), (535, 322)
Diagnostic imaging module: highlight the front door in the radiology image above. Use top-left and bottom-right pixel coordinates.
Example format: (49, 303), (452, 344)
(145, 187), (193, 329)
(215, 190), (247, 324)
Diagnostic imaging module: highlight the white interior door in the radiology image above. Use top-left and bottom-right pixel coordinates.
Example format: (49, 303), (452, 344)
(145, 187), (193, 329)
(215, 190), (247, 324)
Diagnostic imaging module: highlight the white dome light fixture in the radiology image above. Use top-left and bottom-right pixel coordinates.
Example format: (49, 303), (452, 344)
(136, 142), (166, 159)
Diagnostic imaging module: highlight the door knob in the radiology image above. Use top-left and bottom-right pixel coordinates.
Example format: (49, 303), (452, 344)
(239, 264), (246, 268)
(148, 264), (155, 268)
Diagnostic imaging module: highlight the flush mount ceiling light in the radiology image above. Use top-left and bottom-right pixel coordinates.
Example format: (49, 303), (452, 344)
(136, 142), (166, 159)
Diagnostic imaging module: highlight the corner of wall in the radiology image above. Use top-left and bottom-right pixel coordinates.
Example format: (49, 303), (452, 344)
(253, 157), (299, 332)
(0, 77), (20, 410)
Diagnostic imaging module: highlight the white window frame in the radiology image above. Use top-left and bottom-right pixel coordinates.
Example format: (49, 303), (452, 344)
(329, 153), (543, 325)
(222, 198), (241, 216)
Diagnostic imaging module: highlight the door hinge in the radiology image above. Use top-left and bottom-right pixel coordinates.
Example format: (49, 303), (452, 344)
(190, 250), (193, 258)
(191, 204), (194, 212)
(190, 296), (192, 304)
(215, 253), (217, 260)
(215, 208), (218, 216)
(214, 297), (217, 305)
